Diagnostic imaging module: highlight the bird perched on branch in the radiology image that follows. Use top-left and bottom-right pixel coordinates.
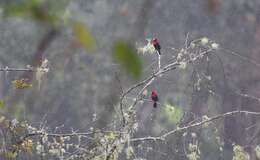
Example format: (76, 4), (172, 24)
(151, 38), (161, 55)
(151, 90), (159, 108)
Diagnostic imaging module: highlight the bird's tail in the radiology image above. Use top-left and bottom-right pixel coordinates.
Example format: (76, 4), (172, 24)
(153, 102), (157, 108)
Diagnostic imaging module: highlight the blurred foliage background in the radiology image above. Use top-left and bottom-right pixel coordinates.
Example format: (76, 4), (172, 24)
(1, 0), (260, 159)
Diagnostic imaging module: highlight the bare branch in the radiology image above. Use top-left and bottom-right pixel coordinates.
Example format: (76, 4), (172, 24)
(0, 67), (33, 72)
(21, 130), (125, 142)
(130, 110), (260, 142)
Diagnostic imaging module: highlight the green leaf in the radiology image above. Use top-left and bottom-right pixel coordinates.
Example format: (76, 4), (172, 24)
(72, 21), (97, 52)
(2, 0), (60, 25)
(112, 41), (142, 79)
(1, 151), (18, 159)
(2, 0), (35, 16)
(3, 3), (32, 17)
(163, 103), (184, 124)
(0, 100), (4, 109)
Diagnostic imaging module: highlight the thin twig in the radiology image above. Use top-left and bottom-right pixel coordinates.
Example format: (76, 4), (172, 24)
(158, 53), (161, 71)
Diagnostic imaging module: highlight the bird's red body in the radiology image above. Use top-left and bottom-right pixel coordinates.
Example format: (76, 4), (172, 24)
(151, 90), (159, 108)
(151, 38), (161, 55)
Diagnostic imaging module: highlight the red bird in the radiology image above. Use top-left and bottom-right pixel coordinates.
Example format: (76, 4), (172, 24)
(151, 90), (159, 108)
(151, 38), (161, 55)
